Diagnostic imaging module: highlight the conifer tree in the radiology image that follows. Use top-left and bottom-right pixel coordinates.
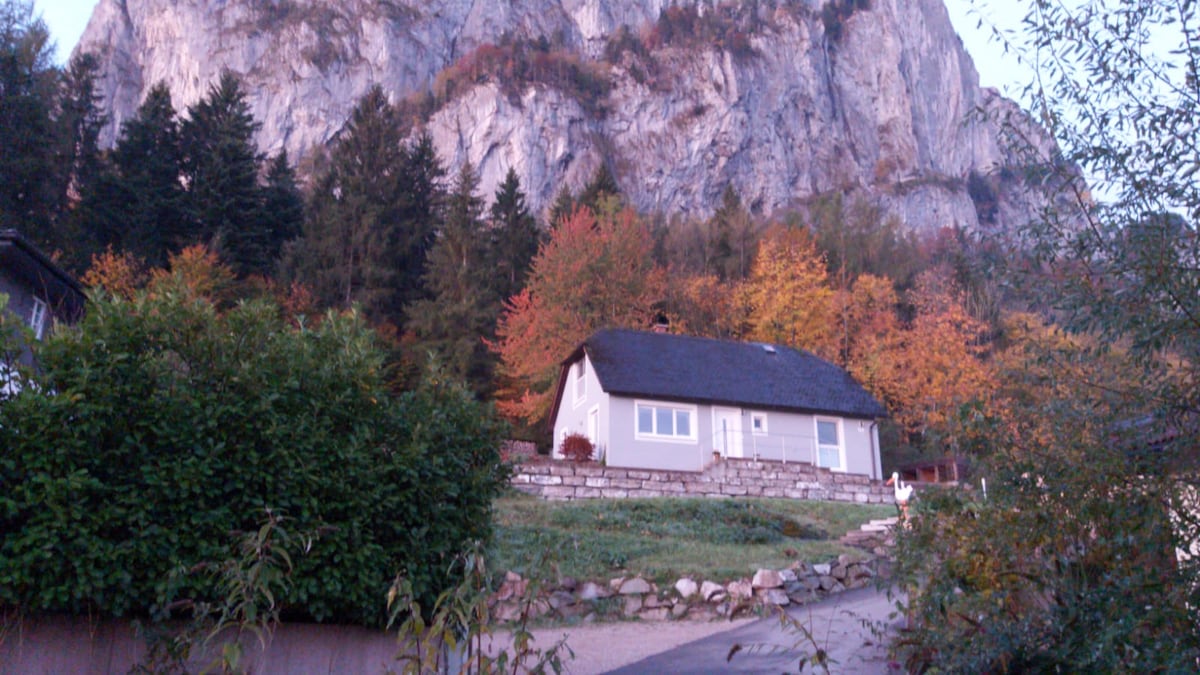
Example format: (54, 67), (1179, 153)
(288, 86), (444, 328)
(0, 1), (60, 242)
(407, 162), (496, 395)
(578, 163), (621, 214)
(179, 70), (266, 276)
(547, 183), (576, 228)
(257, 151), (303, 274)
(488, 167), (540, 302)
(80, 82), (187, 267)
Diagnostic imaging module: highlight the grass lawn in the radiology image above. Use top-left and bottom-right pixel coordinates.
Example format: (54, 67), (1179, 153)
(489, 493), (895, 585)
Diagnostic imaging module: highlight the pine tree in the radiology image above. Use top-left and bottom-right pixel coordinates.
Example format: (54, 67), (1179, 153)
(488, 167), (540, 302)
(179, 70), (267, 276)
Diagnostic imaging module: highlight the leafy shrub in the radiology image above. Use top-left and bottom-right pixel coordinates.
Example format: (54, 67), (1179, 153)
(0, 271), (508, 627)
(559, 432), (594, 462)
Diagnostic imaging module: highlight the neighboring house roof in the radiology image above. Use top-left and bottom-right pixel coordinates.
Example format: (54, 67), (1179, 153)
(0, 229), (86, 321)
(551, 328), (888, 423)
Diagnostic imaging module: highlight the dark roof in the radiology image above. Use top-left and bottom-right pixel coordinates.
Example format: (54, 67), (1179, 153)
(555, 328), (887, 420)
(0, 229), (86, 320)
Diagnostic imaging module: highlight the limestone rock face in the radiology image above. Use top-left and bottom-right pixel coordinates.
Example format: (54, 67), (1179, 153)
(77, 0), (1063, 231)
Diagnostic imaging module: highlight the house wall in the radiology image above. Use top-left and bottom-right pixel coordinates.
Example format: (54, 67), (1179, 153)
(602, 398), (882, 479)
(0, 268), (42, 369)
(552, 353), (610, 460)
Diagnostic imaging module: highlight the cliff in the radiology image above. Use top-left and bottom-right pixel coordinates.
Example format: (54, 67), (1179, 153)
(76, 0), (1062, 229)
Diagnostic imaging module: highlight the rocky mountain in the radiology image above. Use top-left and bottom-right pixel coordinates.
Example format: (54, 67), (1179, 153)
(76, 0), (1062, 230)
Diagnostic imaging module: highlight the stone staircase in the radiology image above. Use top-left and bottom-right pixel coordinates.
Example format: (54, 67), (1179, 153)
(840, 516), (900, 556)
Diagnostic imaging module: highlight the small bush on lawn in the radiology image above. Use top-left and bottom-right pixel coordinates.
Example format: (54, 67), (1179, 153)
(559, 433), (594, 462)
(0, 255), (508, 627)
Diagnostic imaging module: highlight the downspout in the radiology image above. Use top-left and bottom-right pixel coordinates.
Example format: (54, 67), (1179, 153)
(869, 420), (880, 481)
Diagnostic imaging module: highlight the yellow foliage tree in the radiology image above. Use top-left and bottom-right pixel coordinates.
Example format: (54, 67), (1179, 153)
(742, 226), (837, 359)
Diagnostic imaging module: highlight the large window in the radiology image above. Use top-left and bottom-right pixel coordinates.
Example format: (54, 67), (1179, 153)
(635, 401), (697, 442)
(816, 418), (843, 470)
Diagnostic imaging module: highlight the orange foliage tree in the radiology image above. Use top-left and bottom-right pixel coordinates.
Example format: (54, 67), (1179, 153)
(849, 269), (994, 443)
(82, 249), (146, 300)
(490, 207), (666, 425)
(742, 225), (837, 359)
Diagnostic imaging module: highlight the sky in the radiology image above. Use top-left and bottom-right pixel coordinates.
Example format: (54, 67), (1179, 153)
(33, 0), (1028, 92)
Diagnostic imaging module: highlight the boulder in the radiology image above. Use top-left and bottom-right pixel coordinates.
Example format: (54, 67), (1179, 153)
(751, 568), (784, 589)
(779, 569), (798, 584)
(675, 578), (699, 599)
(727, 580), (753, 600)
(758, 588), (791, 606)
(699, 580), (724, 601)
(640, 607), (671, 621)
(623, 595), (643, 616)
(813, 563), (832, 576)
(818, 576), (838, 591)
(619, 577), (652, 595)
(670, 602), (689, 619)
(577, 581), (612, 601)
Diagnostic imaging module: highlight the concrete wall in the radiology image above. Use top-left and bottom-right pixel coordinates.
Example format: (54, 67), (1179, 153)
(511, 457), (894, 503)
(0, 614), (408, 675)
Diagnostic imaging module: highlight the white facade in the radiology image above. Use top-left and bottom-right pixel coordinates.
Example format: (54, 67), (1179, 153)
(552, 353), (883, 479)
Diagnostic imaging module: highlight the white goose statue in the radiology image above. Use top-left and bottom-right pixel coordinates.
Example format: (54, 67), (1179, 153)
(886, 471), (914, 517)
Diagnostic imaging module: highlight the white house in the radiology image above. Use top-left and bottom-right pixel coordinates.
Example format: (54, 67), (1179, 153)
(549, 329), (888, 479)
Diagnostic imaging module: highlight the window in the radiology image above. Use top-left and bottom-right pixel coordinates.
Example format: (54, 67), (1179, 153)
(635, 401), (697, 442)
(29, 298), (48, 340)
(750, 412), (768, 435)
(816, 418), (843, 470)
(573, 358), (586, 405)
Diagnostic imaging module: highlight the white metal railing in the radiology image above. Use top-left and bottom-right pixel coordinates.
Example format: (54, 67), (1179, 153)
(704, 428), (839, 470)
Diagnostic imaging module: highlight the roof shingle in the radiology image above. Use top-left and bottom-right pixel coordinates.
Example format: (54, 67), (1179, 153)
(574, 328), (886, 419)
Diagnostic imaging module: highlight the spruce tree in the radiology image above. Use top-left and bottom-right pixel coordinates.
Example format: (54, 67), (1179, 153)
(407, 161), (496, 396)
(79, 82), (187, 267)
(180, 70), (266, 276)
(257, 151), (303, 275)
(289, 85), (411, 323)
(488, 167), (540, 302)
(0, 1), (60, 243)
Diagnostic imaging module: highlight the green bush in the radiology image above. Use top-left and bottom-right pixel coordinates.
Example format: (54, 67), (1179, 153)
(0, 284), (508, 627)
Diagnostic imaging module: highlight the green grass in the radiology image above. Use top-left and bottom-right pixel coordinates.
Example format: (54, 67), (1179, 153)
(489, 494), (894, 585)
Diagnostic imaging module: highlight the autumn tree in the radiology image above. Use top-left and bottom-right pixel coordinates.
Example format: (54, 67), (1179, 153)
(742, 225), (837, 359)
(491, 207), (665, 425)
(853, 269), (993, 446)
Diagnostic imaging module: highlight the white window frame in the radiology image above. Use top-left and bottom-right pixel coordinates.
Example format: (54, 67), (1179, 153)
(815, 417), (845, 471)
(29, 297), (48, 340)
(572, 357), (586, 406)
(634, 400), (698, 444)
(750, 412), (769, 436)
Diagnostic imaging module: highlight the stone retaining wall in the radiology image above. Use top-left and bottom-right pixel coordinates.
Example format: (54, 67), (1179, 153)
(512, 457), (893, 503)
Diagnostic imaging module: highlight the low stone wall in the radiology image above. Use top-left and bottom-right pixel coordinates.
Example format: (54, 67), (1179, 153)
(511, 457), (893, 504)
(493, 554), (882, 624)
